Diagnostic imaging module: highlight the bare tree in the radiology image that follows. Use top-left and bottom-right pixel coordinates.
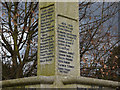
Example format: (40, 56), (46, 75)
(79, 2), (119, 81)
(1, 2), (38, 79)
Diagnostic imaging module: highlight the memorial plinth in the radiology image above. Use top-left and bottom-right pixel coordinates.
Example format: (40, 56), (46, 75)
(37, 2), (80, 77)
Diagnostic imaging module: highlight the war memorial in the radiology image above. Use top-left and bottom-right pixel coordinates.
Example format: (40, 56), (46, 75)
(0, 1), (120, 89)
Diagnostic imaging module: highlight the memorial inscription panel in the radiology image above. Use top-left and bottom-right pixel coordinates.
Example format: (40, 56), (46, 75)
(38, 2), (79, 76)
(40, 5), (55, 64)
(57, 16), (78, 75)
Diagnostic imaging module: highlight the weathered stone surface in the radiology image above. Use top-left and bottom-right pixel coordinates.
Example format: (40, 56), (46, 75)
(37, 2), (80, 77)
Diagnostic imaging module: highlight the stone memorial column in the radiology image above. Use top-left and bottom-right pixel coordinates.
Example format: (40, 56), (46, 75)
(37, 2), (80, 78)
